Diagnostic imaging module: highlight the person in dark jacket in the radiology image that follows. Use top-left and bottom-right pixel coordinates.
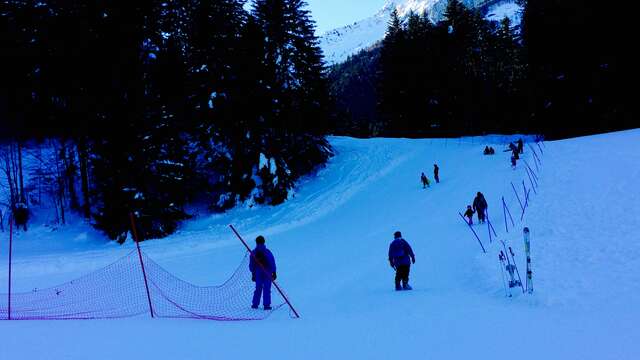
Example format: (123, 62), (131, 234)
(388, 231), (416, 291)
(433, 164), (440, 183)
(421, 172), (430, 188)
(249, 235), (277, 310)
(484, 146), (491, 155)
(472, 192), (488, 224)
(517, 138), (524, 154)
(464, 205), (475, 225)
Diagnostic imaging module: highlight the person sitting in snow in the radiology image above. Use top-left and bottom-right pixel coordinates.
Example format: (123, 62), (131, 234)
(249, 235), (277, 310)
(473, 192), (488, 224)
(421, 172), (430, 188)
(464, 205), (475, 225)
(433, 164), (440, 183)
(388, 231), (415, 291)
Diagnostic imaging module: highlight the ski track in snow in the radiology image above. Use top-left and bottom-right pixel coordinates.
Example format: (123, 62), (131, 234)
(1, 131), (640, 359)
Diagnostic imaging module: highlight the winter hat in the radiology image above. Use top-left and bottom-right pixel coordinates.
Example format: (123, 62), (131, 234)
(394, 231), (402, 238)
(256, 235), (265, 244)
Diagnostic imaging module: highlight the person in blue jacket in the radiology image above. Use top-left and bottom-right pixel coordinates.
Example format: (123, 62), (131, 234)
(249, 235), (277, 310)
(388, 231), (416, 291)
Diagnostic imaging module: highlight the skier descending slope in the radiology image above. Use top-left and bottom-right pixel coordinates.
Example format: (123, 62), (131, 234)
(388, 231), (416, 291)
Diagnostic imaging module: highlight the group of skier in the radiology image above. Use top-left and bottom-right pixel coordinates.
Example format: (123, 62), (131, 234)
(421, 164), (440, 188)
(248, 229), (418, 309)
(247, 138), (530, 308)
(508, 138), (524, 168)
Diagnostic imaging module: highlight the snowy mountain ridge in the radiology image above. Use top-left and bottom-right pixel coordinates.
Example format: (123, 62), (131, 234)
(320, 0), (521, 65)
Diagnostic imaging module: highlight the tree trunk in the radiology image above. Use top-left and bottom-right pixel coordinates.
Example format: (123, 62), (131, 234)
(18, 142), (25, 203)
(77, 138), (91, 218)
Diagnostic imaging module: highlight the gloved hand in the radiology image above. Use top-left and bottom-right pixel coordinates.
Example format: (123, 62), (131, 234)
(272, 272), (277, 281)
(412, 258), (415, 264)
(251, 273), (256, 282)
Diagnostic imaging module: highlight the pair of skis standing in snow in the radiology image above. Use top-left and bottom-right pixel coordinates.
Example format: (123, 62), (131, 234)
(498, 228), (533, 296)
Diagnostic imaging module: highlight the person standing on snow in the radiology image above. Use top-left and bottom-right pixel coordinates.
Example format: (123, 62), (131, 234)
(388, 231), (416, 291)
(473, 192), (488, 224)
(249, 235), (277, 310)
(421, 172), (430, 188)
(434, 164), (440, 183)
(517, 138), (524, 154)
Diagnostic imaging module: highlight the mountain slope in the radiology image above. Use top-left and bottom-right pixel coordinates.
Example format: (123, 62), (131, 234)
(320, 0), (522, 64)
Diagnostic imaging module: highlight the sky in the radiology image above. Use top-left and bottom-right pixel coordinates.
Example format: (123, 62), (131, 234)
(304, 0), (387, 34)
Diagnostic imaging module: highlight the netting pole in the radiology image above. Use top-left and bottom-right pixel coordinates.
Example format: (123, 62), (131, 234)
(458, 213), (486, 253)
(129, 213), (155, 318)
(229, 224), (301, 318)
(7, 215), (13, 320)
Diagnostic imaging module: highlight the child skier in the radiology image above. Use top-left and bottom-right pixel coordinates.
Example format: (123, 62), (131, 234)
(464, 205), (475, 225)
(421, 172), (430, 188)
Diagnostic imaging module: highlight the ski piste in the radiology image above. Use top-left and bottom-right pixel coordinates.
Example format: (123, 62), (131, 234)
(524, 227), (533, 294)
(500, 240), (524, 293)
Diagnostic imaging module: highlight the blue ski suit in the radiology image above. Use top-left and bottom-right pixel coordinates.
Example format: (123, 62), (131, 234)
(249, 244), (277, 307)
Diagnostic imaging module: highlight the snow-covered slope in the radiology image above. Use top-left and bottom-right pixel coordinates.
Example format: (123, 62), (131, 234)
(1, 130), (640, 359)
(321, 0), (523, 64)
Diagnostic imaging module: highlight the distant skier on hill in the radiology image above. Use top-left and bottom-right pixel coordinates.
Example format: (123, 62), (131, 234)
(421, 172), (430, 188)
(249, 235), (277, 310)
(433, 164), (440, 183)
(464, 205), (475, 225)
(388, 231), (415, 291)
(473, 192), (488, 224)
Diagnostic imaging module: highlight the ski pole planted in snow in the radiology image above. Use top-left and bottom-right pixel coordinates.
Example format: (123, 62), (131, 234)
(502, 196), (515, 233)
(525, 167), (537, 194)
(511, 182), (524, 213)
(458, 212), (486, 253)
(523, 159), (539, 182)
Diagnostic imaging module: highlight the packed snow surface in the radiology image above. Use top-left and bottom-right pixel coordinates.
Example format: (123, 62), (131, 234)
(1, 130), (640, 359)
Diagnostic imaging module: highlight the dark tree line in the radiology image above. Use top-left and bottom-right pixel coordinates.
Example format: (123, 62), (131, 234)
(329, 0), (637, 139)
(0, 0), (332, 242)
